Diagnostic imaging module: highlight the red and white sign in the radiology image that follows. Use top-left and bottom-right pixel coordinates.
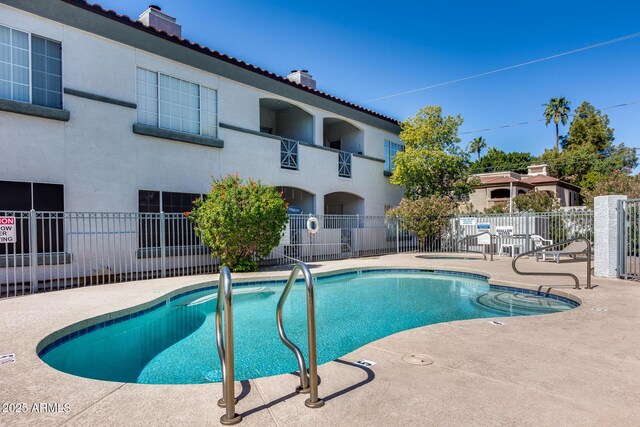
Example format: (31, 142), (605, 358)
(0, 217), (16, 244)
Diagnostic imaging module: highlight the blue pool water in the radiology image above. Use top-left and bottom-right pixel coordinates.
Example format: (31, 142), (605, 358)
(40, 270), (576, 384)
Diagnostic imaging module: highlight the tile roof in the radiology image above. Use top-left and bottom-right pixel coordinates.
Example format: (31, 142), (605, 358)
(62, 0), (400, 126)
(521, 175), (560, 184)
(477, 176), (523, 185)
(475, 173), (580, 190)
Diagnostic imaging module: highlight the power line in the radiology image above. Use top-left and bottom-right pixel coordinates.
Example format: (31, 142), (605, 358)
(460, 99), (640, 135)
(468, 148), (638, 174)
(362, 31), (640, 103)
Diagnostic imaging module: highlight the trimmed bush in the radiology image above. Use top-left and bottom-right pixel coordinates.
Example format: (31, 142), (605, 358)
(187, 175), (288, 272)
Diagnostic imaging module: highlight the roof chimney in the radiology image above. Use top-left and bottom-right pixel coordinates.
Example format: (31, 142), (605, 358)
(139, 5), (182, 38)
(527, 164), (549, 176)
(287, 70), (316, 89)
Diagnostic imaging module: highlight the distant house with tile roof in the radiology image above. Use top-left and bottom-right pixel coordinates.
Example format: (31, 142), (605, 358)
(469, 164), (581, 212)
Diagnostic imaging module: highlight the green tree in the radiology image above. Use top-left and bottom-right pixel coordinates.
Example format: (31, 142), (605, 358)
(538, 141), (637, 190)
(513, 190), (559, 212)
(543, 97), (571, 151)
(188, 175), (288, 272)
(484, 203), (508, 214)
(469, 136), (487, 160)
(391, 105), (471, 200)
(387, 196), (456, 241)
(562, 101), (614, 152)
(583, 170), (640, 206)
(469, 148), (533, 174)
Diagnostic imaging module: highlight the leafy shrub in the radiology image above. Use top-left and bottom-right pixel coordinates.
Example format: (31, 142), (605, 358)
(387, 196), (456, 241)
(583, 170), (640, 206)
(484, 203), (508, 214)
(513, 190), (559, 212)
(187, 175), (288, 272)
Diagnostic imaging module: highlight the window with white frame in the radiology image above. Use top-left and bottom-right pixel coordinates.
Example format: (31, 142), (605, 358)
(136, 67), (218, 138)
(0, 24), (62, 108)
(384, 140), (404, 173)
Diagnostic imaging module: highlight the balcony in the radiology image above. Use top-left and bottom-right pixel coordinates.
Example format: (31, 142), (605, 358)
(323, 117), (363, 179)
(260, 98), (313, 171)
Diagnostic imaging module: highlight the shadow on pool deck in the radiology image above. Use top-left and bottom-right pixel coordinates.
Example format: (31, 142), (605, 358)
(240, 359), (375, 420)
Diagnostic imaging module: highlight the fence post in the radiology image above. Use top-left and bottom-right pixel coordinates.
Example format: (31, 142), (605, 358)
(524, 212), (530, 252)
(354, 214), (359, 257)
(396, 218), (400, 254)
(160, 211), (167, 278)
(595, 195), (627, 278)
(29, 209), (38, 294)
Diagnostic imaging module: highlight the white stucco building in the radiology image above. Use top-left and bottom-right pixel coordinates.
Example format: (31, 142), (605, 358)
(0, 1), (404, 217)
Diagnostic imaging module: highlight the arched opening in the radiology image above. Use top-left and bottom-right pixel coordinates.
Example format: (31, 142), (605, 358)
(324, 192), (365, 216)
(490, 188), (511, 199)
(277, 186), (315, 214)
(323, 117), (364, 154)
(517, 189), (527, 195)
(259, 98), (314, 143)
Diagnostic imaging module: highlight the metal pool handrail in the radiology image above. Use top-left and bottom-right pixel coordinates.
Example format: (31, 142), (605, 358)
(215, 266), (242, 425)
(275, 262), (324, 409)
(511, 237), (592, 290)
(456, 231), (493, 261)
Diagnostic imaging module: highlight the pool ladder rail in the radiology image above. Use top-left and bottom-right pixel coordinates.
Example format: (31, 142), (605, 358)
(215, 262), (324, 425)
(456, 231), (493, 261)
(511, 237), (592, 290)
(275, 261), (324, 408)
(215, 266), (241, 425)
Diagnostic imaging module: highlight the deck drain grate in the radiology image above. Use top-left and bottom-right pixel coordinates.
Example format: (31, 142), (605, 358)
(592, 307), (607, 312)
(402, 353), (434, 366)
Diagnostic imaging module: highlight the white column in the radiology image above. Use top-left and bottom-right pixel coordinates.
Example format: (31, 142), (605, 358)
(594, 195), (626, 278)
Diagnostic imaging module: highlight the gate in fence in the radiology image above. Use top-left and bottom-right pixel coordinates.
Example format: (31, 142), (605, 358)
(0, 209), (594, 298)
(617, 199), (640, 279)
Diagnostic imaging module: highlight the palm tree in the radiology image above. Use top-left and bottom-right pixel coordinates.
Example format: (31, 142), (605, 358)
(543, 97), (571, 151)
(469, 136), (487, 160)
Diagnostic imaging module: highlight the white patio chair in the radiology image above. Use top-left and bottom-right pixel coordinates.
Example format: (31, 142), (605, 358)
(530, 235), (553, 261)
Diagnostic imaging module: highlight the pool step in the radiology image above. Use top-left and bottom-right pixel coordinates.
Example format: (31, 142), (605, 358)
(177, 287), (267, 307)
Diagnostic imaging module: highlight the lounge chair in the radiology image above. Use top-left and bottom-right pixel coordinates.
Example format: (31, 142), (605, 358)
(535, 240), (590, 263)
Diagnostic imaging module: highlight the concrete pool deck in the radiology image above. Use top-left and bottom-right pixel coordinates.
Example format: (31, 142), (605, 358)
(1, 253), (639, 426)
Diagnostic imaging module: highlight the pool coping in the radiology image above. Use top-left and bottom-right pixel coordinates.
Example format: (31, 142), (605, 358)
(36, 266), (582, 362)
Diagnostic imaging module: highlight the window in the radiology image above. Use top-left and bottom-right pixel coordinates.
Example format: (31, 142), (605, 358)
(490, 188), (511, 199)
(384, 140), (404, 173)
(0, 180), (64, 255)
(136, 67), (218, 138)
(138, 190), (203, 249)
(0, 25), (62, 108)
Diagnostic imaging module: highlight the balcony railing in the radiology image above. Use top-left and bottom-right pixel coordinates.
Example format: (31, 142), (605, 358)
(281, 138), (299, 170)
(338, 151), (352, 178)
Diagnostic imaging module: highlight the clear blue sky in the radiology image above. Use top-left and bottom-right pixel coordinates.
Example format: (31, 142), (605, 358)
(100, 0), (640, 157)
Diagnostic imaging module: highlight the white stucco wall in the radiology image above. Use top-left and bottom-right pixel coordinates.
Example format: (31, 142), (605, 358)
(0, 5), (403, 216)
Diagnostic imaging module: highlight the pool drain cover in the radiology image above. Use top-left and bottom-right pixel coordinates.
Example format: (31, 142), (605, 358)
(402, 353), (434, 366)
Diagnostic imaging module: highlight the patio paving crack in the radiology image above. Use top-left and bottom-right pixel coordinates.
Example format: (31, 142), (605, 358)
(58, 383), (127, 427)
(249, 378), (282, 427)
(439, 364), (589, 407)
(444, 322), (640, 368)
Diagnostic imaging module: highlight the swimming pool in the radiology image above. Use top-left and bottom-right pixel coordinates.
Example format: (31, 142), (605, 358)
(39, 270), (577, 384)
